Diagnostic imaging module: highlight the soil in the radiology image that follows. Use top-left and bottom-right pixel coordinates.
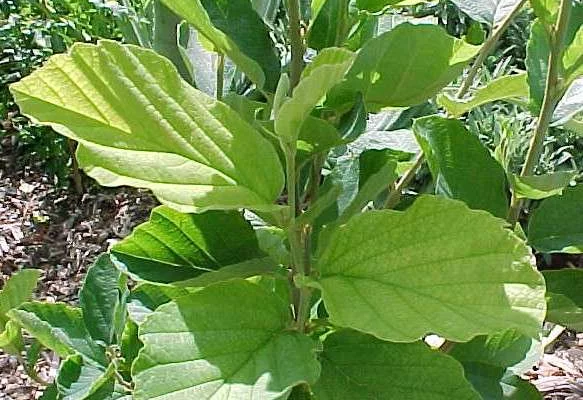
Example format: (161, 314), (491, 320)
(1, 135), (583, 399)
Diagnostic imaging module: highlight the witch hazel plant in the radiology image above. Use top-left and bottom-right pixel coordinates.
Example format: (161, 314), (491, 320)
(8, 0), (578, 398)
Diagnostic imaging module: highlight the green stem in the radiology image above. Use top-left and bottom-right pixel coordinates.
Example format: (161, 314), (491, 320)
(216, 53), (225, 101)
(457, 0), (527, 98)
(384, 153), (424, 209)
(507, 0), (572, 226)
(287, 0), (304, 89)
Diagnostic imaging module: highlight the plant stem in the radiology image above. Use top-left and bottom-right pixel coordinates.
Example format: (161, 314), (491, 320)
(507, 0), (572, 226)
(384, 153), (424, 209)
(457, 0), (527, 98)
(216, 53), (225, 101)
(68, 139), (83, 194)
(287, 0), (304, 89)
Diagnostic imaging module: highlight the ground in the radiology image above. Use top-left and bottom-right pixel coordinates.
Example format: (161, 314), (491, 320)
(1, 136), (583, 399)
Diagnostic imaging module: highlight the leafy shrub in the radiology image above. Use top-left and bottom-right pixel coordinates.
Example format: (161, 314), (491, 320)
(4, 0), (583, 399)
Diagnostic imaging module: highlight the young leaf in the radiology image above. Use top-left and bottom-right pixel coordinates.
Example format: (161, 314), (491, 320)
(56, 354), (114, 400)
(10, 40), (284, 213)
(528, 185), (583, 253)
(526, 21), (551, 112)
(449, 0), (523, 26)
(543, 269), (583, 330)
(564, 26), (583, 82)
(509, 171), (576, 200)
(79, 254), (125, 346)
(313, 196), (546, 342)
(160, 0), (280, 90)
(414, 116), (509, 218)
(437, 73), (529, 117)
(329, 23), (480, 109)
(133, 280), (321, 400)
(111, 206), (263, 284)
(8, 303), (107, 366)
(0, 269), (41, 329)
(275, 48), (355, 143)
(312, 330), (480, 400)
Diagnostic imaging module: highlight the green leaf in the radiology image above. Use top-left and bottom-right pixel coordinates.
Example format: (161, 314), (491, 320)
(308, 0), (351, 50)
(355, 0), (406, 12)
(449, 329), (542, 375)
(8, 303), (106, 366)
(530, 0), (559, 25)
(437, 73), (529, 117)
(133, 280), (321, 400)
(112, 206), (263, 284)
(0, 269), (41, 329)
(314, 195), (546, 342)
(312, 330), (480, 400)
(56, 355), (114, 400)
(160, 0), (280, 90)
(80, 255), (125, 345)
(297, 117), (346, 165)
(10, 40), (284, 213)
(509, 171), (576, 200)
(0, 320), (24, 355)
(275, 48), (355, 143)
(460, 364), (541, 400)
(564, 25), (583, 82)
(543, 269), (583, 330)
(414, 116), (509, 218)
(554, 77), (583, 125)
(528, 185), (583, 253)
(152, 1), (193, 84)
(449, 0), (523, 26)
(329, 23), (480, 109)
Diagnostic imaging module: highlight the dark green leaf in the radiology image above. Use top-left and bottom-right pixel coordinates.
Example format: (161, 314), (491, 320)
(414, 116), (509, 218)
(312, 330), (480, 399)
(543, 269), (583, 330)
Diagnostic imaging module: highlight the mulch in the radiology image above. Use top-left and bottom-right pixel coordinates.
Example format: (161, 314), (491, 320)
(1, 135), (583, 399)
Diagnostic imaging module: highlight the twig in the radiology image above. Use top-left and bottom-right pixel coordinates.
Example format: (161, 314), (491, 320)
(507, 0), (572, 225)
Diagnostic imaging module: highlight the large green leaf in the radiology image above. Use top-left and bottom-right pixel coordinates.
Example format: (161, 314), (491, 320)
(111, 206), (264, 284)
(313, 196), (545, 342)
(275, 48), (354, 143)
(449, 0), (523, 26)
(10, 40), (284, 213)
(329, 23), (480, 109)
(133, 280), (321, 400)
(543, 269), (583, 330)
(0, 269), (41, 329)
(528, 185), (583, 253)
(414, 116), (509, 218)
(160, 0), (280, 90)
(437, 73), (529, 117)
(79, 254), (126, 345)
(8, 303), (106, 366)
(312, 330), (480, 400)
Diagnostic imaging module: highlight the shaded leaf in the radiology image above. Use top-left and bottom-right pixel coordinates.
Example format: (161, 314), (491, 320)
(543, 269), (583, 330)
(312, 330), (480, 400)
(8, 303), (106, 366)
(112, 206), (263, 284)
(56, 355), (114, 400)
(414, 116), (509, 218)
(528, 185), (583, 253)
(449, 0), (523, 26)
(0, 269), (41, 329)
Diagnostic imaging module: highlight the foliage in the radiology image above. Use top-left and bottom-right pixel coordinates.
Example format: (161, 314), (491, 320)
(4, 0), (583, 399)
